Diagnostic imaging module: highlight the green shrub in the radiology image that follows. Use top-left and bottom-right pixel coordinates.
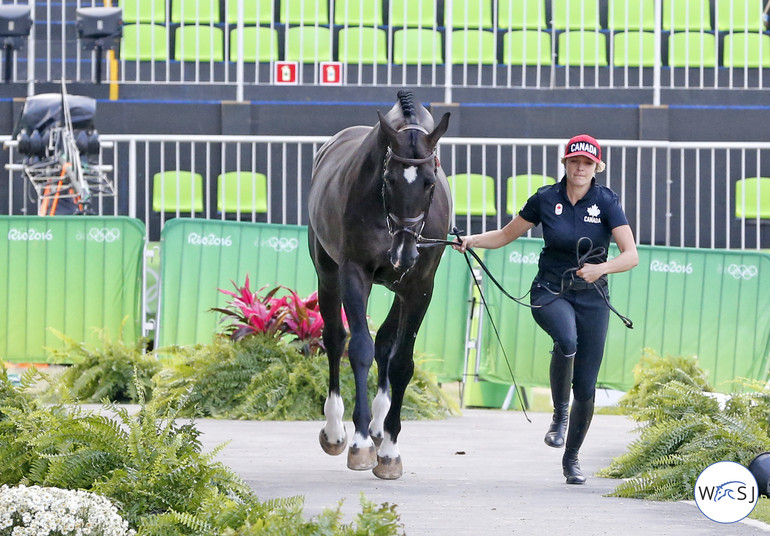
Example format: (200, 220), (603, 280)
(598, 350), (770, 501)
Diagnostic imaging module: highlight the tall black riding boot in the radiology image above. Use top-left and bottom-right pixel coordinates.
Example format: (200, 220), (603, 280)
(562, 396), (595, 484)
(544, 344), (574, 448)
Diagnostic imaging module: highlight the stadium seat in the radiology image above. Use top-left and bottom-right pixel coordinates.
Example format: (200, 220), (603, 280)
(281, 0), (330, 25)
(735, 177), (770, 219)
(557, 30), (608, 66)
(338, 27), (389, 64)
(498, 0), (546, 30)
(663, 0), (711, 31)
(121, 23), (169, 61)
(171, 0), (220, 23)
(217, 171), (268, 214)
(174, 25), (225, 62)
(613, 30), (657, 67)
(716, 0), (764, 31)
(152, 171), (204, 213)
(120, 0), (166, 23)
(502, 30), (552, 65)
(448, 173), (498, 216)
(667, 31), (717, 67)
(607, 0), (655, 30)
(334, 0), (384, 26)
(230, 26), (279, 63)
(451, 29), (497, 64)
(448, 0), (494, 29)
(285, 26), (333, 62)
(551, 0), (601, 30)
(225, 0), (274, 24)
(506, 174), (556, 214)
(723, 32), (770, 68)
(388, 0), (436, 27)
(392, 28), (443, 64)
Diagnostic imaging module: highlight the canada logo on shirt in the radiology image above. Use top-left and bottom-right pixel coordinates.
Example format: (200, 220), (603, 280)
(555, 203), (563, 215)
(584, 204), (601, 223)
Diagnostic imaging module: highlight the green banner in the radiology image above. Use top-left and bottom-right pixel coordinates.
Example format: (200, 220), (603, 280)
(0, 216), (145, 363)
(156, 219), (469, 382)
(479, 240), (770, 392)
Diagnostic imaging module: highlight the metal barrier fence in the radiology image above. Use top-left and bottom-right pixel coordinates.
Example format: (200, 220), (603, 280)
(7, 0), (770, 98)
(2, 134), (769, 249)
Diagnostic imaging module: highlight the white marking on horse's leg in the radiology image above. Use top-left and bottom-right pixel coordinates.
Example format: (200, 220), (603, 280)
(351, 431), (375, 449)
(369, 388), (390, 446)
(377, 433), (400, 460)
(373, 432), (403, 479)
(319, 393), (347, 455)
(403, 166), (418, 184)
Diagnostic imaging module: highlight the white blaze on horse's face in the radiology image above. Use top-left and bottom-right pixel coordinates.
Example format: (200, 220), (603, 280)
(403, 166), (418, 184)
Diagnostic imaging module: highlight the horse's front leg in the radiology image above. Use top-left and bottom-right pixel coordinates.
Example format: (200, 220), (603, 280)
(340, 264), (378, 470)
(369, 303), (400, 447)
(373, 286), (433, 480)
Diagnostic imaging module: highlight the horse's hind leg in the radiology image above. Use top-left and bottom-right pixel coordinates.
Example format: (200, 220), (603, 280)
(313, 248), (349, 456)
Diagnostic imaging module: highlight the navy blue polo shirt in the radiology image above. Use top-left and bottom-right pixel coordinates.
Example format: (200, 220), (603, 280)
(519, 176), (629, 281)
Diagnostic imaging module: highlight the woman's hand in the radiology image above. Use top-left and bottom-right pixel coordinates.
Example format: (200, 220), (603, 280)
(576, 263), (606, 283)
(452, 235), (474, 253)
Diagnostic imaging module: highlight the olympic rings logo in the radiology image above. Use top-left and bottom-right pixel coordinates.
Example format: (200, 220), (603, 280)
(726, 264), (758, 280)
(508, 251), (539, 265)
(264, 236), (299, 252)
(86, 228), (121, 243)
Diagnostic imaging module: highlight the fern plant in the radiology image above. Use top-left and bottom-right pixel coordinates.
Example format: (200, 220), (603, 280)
(44, 327), (159, 404)
(598, 350), (770, 501)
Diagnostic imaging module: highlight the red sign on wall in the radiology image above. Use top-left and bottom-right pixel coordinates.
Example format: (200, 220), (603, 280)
(275, 61), (298, 85)
(320, 62), (343, 85)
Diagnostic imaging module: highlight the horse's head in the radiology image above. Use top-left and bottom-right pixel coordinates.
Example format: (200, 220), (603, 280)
(377, 107), (450, 273)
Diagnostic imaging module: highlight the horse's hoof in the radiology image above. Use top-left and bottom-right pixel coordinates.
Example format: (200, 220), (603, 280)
(347, 445), (377, 470)
(319, 428), (347, 456)
(373, 455), (403, 480)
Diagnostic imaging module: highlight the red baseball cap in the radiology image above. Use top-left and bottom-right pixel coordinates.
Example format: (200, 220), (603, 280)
(564, 134), (602, 165)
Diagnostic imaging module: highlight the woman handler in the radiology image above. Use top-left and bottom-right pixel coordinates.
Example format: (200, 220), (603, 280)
(453, 134), (638, 484)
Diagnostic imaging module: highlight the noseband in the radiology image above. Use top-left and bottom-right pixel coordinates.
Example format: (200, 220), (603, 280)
(382, 124), (439, 240)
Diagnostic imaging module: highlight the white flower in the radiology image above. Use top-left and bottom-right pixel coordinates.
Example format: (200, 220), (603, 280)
(0, 485), (136, 536)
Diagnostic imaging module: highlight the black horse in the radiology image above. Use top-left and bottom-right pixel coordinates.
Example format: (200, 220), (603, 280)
(308, 90), (451, 479)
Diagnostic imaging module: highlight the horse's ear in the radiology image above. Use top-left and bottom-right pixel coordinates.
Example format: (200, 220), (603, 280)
(377, 111), (398, 142)
(426, 112), (451, 148)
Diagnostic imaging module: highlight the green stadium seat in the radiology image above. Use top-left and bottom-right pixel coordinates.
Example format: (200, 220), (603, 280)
(120, 0), (166, 23)
(338, 27), (389, 64)
(121, 23), (169, 61)
(388, 0), (436, 27)
(667, 31), (717, 67)
(392, 28), (443, 64)
(557, 30), (608, 66)
(498, 0), (546, 30)
(174, 25), (225, 61)
(334, 0), (384, 26)
(281, 0), (330, 25)
(152, 171), (204, 213)
(171, 0), (220, 23)
(448, 173), (498, 216)
(716, 0), (764, 31)
(217, 171), (268, 214)
(225, 0), (274, 24)
(607, 0), (655, 30)
(506, 174), (556, 214)
(503, 29), (552, 65)
(735, 177), (770, 219)
(613, 30), (657, 67)
(230, 26), (279, 63)
(285, 26), (333, 62)
(552, 0), (601, 30)
(663, 0), (711, 31)
(449, 0), (494, 29)
(723, 32), (770, 68)
(451, 29), (497, 64)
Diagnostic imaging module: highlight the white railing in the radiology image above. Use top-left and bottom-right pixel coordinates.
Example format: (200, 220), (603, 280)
(7, 0), (770, 99)
(2, 134), (769, 250)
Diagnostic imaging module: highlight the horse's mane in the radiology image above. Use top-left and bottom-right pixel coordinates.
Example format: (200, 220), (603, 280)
(397, 90), (417, 125)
